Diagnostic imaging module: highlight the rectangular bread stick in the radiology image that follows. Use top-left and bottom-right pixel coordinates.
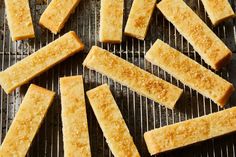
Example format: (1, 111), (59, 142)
(157, 0), (232, 70)
(83, 46), (183, 109)
(201, 0), (235, 25)
(0, 31), (84, 94)
(60, 76), (91, 157)
(144, 107), (236, 155)
(0, 84), (55, 157)
(99, 0), (124, 43)
(86, 84), (140, 157)
(39, 0), (81, 34)
(5, 0), (35, 41)
(124, 0), (156, 40)
(145, 39), (234, 107)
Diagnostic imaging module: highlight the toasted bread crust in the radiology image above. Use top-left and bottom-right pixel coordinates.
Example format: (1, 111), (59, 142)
(86, 84), (140, 157)
(0, 84), (55, 156)
(145, 39), (234, 107)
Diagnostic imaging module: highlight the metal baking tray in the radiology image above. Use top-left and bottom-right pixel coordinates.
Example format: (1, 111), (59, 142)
(0, 0), (236, 156)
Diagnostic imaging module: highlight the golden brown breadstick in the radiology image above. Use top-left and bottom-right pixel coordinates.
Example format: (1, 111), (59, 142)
(60, 76), (91, 157)
(86, 84), (140, 157)
(99, 0), (124, 43)
(39, 0), (81, 34)
(145, 39), (234, 107)
(144, 107), (236, 155)
(124, 0), (156, 40)
(157, 0), (232, 70)
(201, 0), (235, 25)
(0, 84), (55, 157)
(83, 46), (183, 109)
(0, 31), (84, 94)
(4, 0), (35, 41)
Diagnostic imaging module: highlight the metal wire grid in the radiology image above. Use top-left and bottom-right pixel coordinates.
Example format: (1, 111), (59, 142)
(0, 0), (236, 156)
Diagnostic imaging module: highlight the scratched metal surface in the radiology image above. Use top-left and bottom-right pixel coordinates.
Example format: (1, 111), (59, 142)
(0, 0), (236, 156)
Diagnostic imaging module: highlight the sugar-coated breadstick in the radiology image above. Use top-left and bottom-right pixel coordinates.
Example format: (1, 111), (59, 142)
(145, 39), (234, 107)
(39, 0), (81, 34)
(124, 0), (156, 40)
(86, 84), (140, 157)
(0, 31), (84, 94)
(0, 84), (55, 157)
(201, 0), (235, 25)
(144, 107), (236, 155)
(83, 46), (183, 109)
(60, 76), (91, 157)
(99, 0), (124, 43)
(4, 0), (35, 41)
(157, 0), (232, 70)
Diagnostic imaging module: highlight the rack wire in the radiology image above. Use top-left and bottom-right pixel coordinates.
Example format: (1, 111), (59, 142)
(0, 0), (236, 156)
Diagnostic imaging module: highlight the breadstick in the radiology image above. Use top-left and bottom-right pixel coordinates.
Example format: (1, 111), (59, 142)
(4, 0), (35, 41)
(144, 107), (236, 155)
(83, 46), (183, 109)
(99, 0), (124, 43)
(0, 84), (55, 157)
(0, 31), (84, 94)
(39, 0), (81, 34)
(86, 84), (140, 157)
(145, 39), (234, 107)
(201, 0), (235, 25)
(157, 0), (232, 70)
(124, 0), (156, 40)
(60, 76), (91, 157)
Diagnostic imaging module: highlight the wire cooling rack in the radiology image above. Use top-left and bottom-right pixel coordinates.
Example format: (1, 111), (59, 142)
(0, 0), (236, 156)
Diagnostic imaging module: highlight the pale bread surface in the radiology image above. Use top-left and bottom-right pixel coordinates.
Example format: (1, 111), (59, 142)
(0, 31), (84, 94)
(60, 76), (91, 157)
(145, 39), (234, 107)
(144, 107), (236, 155)
(39, 0), (81, 34)
(86, 84), (140, 157)
(5, 0), (35, 41)
(99, 0), (124, 43)
(83, 46), (183, 109)
(124, 0), (156, 40)
(0, 84), (55, 157)
(157, 0), (232, 70)
(201, 0), (235, 25)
